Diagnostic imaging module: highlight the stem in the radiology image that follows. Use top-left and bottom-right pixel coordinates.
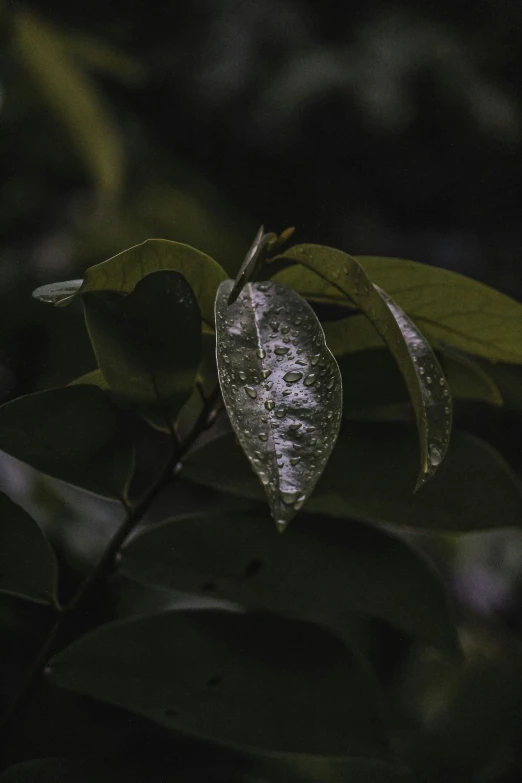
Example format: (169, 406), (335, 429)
(0, 386), (221, 736)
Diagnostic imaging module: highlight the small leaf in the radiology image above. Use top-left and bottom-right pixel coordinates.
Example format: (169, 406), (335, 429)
(32, 279), (83, 306)
(122, 510), (457, 652)
(12, 10), (124, 196)
(0, 759), (142, 783)
(273, 245), (452, 488)
(83, 239), (226, 326)
(215, 280), (342, 530)
(0, 494), (58, 605)
(227, 225), (273, 305)
(0, 386), (133, 499)
(48, 610), (387, 758)
(274, 250), (522, 363)
(83, 271), (201, 430)
(183, 423), (522, 532)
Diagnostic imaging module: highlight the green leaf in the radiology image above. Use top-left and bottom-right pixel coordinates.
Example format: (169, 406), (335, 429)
(227, 225), (272, 305)
(83, 239), (226, 326)
(0, 494), (58, 605)
(215, 280), (342, 530)
(0, 759), (142, 783)
(439, 347), (503, 406)
(48, 609), (387, 758)
(69, 368), (110, 391)
(122, 510), (457, 652)
(183, 423), (522, 532)
(275, 249), (522, 363)
(273, 245), (452, 488)
(83, 271), (201, 430)
(0, 386), (133, 500)
(32, 279), (83, 307)
(12, 9), (123, 196)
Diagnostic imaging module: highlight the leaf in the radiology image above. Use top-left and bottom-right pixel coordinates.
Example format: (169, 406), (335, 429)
(31, 240), (227, 327)
(274, 249), (522, 363)
(183, 423), (522, 532)
(0, 494), (58, 605)
(272, 245), (452, 488)
(48, 609), (387, 758)
(227, 225), (272, 305)
(32, 279), (83, 307)
(83, 239), (227, 326)
(0, 759), (142, 783)
(0, 386), (133, 500)
(69, 368), (110, 391)
(122, 510), (457, 652)
(215, 280), (342, 530)
(83, 271), (201, 430)
(12, 9), (123, 196)
(439, 347), (503, 406)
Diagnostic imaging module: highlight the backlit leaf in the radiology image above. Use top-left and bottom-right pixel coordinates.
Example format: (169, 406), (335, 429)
(0, 494), (58, 605)
(0, 386), (133, 500)
(83, 271), (201, 431)
(32, 280), (83, 307)
(273, 245), (452, 488)
(215, 280), (342, 530)
(48, 610), (387, 758)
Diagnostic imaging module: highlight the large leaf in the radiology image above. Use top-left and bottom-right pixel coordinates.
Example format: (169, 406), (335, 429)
(48, 610), (387, 758)
(274, 250), (522, 363)
(83, 271), (201, 430)
(272, 245), (452, 488)
(183, 423), (522, 532)
(122, 510), (457, 652)
(215, 280), (342, 530)
(32, 240), (227, 326)
(12, 9), (123, 196)
(0, 386), (133, 500)
(0, 493), (58, 605)
(0, 759), (142, 783)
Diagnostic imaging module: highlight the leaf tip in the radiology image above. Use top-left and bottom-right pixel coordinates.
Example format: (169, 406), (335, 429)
(275, 518), (289, 534)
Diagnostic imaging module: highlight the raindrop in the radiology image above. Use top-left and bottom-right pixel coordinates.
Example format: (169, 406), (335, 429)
(295, 359), (307, 366)
(259, 472), (269, 485)
(281, 326), (290, 334)
(276, 519), (287, 533)
(326, 378), (335, 390)
(258, 282), (271, 292)
(239, 371), (247, 381)
(284, 371), (303, 383)
(293, 494), (306, 511)
(275, 346), (289, 355)
(289, 422), (302, 430)
(223, 355), (230, 364)
(283, 337), (291, 344)
(419, 367), (425, 376)
(290, 457), (301, 466)
(303, 373), (317, 386)
(280, 490), (299, 505)
(266, 381), (273, 390)
(275, 405), (286, 418)
(265, 399), (275, 411)
(270, 322), (280, 331)
(262, 369), (272, 379)
(426, 376), (432, 385)
(258, 432), (268, 442)
(311, 355), (321, 366)
(327, 411), (333, 419)
(294, 317), (303, 325)
(245, 386), (257, 399)
(428, 444), (442, 466)
(257, 349), (266, 359)
(444, 406), (450, 414)
(443, 389), (449, 397)
(282, 390), (291, 396)
(439, 378), (445, 386)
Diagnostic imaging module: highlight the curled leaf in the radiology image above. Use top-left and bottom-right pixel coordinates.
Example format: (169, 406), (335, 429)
(215, 280), (342, 530)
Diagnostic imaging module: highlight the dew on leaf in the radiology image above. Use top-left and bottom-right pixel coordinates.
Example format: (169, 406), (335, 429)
(245, 386), (257, 399)
(283, 371), (303, 383)
(275, 346), (289, 355)
(303, 373), (317, 387)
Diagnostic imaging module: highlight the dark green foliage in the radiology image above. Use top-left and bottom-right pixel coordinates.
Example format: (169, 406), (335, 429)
(1, 234), (522, 782)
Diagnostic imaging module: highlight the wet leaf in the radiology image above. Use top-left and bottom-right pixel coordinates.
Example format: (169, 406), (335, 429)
(274, 250), (522, 363)
(32, 240), (227, 326)
(183, 423), (522, 532)
(48, 610), (387, 758)
(12, 9), (123, 197)
(32, 279), (83, 307)
(83, 271), (201, 431)
(272, 245), (452, 488)
(0, 386), (133, 500)
(0, 494), (58, 606)
(122, 510), (457, 653)
(215, 280), (342, 530)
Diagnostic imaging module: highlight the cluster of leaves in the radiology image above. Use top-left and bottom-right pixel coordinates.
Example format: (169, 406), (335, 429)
(1, 232), (522, 782)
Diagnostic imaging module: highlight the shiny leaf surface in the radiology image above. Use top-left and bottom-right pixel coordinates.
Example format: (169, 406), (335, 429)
(273, 245), (452, 488)
(183, 423), (522, 532)
(122, 510), (457, 652)
(84, 271), (201, 430)
(0, 386), (133, 499)
(215, 279), (342, 530)
(48, 610), (387, 758)
(0, 494), (58, 605)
